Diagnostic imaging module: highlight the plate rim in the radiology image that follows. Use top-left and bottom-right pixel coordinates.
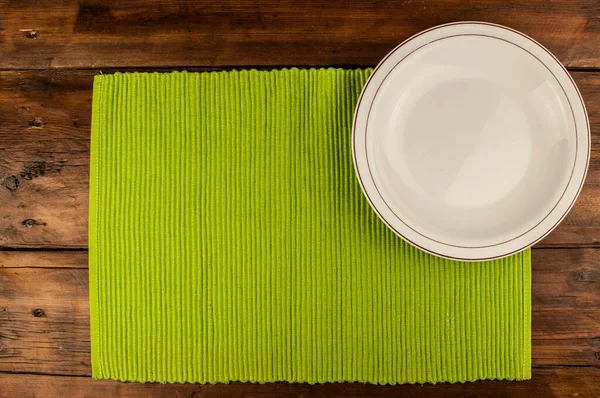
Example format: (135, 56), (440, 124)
(352, 21), (591, 261)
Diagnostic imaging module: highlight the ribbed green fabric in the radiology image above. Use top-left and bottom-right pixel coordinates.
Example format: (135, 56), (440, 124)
(89, 69), (531, 384)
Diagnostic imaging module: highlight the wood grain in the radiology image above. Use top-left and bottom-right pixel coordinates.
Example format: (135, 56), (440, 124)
(0, 249), (598, 376)
(0, 267), (91, 376)
(0, 250), (88, 268)
(0, 70), (90, 248)
(1, 0), (599, 394)
(2, 70), (600, 248)
(0, 368), (599, 398)
(1, 0), (600, 69)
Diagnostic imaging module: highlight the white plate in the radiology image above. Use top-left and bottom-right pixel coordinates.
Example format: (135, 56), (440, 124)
(352, 22), (590, 261)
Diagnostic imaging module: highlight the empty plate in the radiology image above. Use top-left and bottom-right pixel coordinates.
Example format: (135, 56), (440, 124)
(352, 22), (590, 261)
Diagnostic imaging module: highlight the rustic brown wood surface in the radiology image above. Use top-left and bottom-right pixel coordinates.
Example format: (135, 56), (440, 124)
(0, 250), (88, 268)
(1, 368), (599, 398)
(1, 0), (600, 69)
(2, 70), (600, 248)
(1, 0), (599, 396)
(0, 250), (598, 381)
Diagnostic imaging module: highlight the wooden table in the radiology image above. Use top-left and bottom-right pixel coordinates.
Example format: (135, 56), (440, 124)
(1, 1), (599, 396)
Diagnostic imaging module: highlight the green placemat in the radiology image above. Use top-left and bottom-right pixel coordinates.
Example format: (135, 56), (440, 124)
(89, 69), (531, 384)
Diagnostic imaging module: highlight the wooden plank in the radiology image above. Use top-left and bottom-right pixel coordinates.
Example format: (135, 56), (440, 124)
(0, 250), (88, 268)
(0, 249), (598, 376)
(1, 0), (600, 69)
(0, 268), (91, 376)
(0, 70), (90, 248)
(0, 368), (598, 397)
(2, 70), (600, 248)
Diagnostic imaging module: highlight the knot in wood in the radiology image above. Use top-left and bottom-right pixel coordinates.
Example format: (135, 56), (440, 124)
(32, 308), (46, 318)
(1, 175), (19, 192)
